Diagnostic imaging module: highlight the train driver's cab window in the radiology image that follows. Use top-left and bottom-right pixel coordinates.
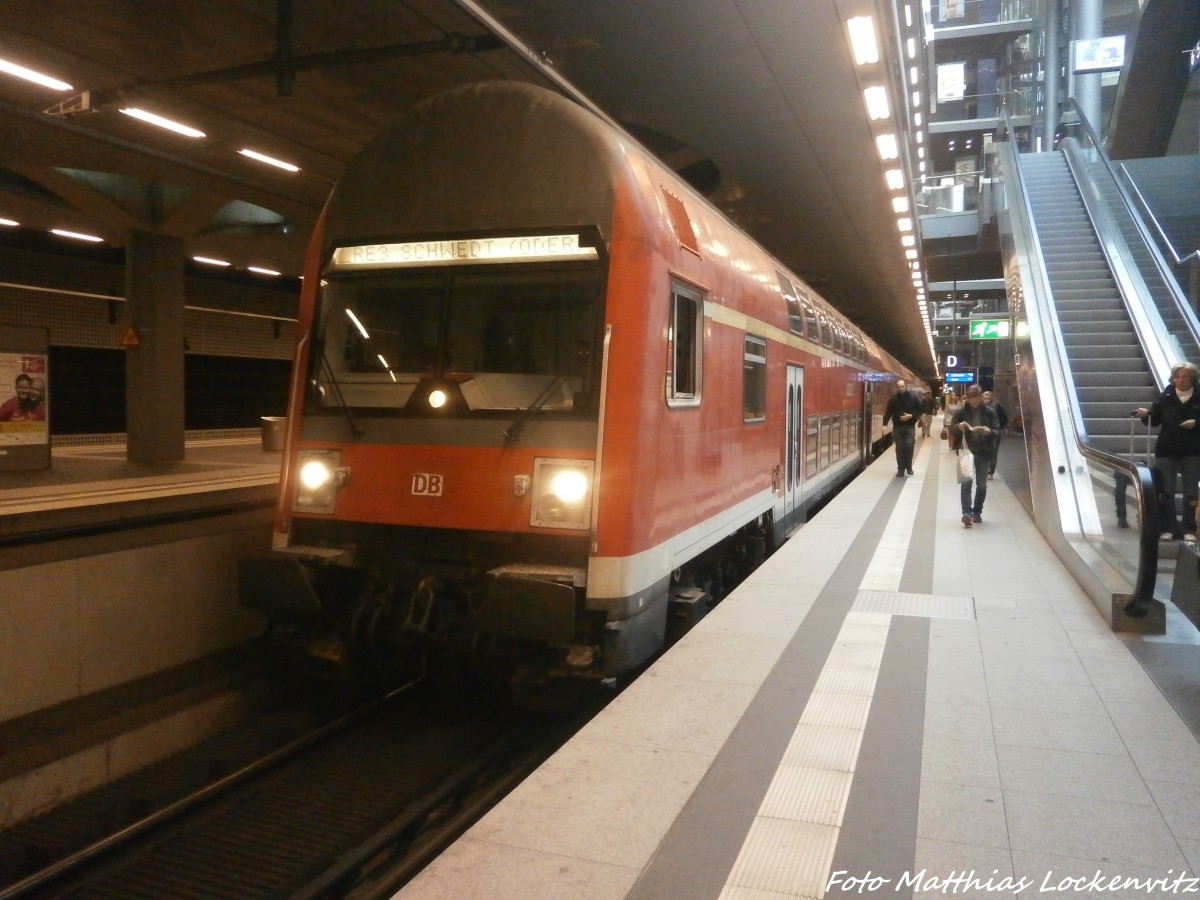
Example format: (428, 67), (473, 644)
(667, 282), (703, 406)
(743, 334), (766, 422)
(311, 262), (601, 416)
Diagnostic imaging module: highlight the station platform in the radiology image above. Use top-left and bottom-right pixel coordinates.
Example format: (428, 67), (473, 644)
(400, 433), (1200, 899)
(0, 434), (281, 552)
(0, 433), (283, 759)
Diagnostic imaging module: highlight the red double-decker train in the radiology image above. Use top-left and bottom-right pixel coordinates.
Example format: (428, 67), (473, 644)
(241, 81), (920, 695)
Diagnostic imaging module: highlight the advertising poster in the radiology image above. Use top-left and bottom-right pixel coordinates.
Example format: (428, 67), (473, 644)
(0, 352), (49, 446)
(937, 62), (967, 102)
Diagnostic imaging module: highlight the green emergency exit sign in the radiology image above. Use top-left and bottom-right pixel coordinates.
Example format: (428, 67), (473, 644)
(969, 319), (1011, 340)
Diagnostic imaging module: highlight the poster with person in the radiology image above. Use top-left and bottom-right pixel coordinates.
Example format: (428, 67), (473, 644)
(0, 352), (49, 445)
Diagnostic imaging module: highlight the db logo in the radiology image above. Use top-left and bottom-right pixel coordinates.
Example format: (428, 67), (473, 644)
(411, 473), (443, 496)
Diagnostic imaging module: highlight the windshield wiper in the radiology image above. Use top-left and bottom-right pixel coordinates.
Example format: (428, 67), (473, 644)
(503, 374), (567, 444)
(318, 349), (364, 436)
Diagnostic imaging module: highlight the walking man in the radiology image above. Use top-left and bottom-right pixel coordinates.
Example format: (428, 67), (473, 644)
(952, 385), (1000, 526)
(883, 378), (924, 477)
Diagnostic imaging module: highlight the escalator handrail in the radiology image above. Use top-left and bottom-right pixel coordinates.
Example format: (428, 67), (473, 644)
(1063, 98), (1200, 358)
(1119, 165), (1200, 267)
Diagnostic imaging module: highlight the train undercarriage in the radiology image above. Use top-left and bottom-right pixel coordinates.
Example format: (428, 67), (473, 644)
(239, 516), (773, 704)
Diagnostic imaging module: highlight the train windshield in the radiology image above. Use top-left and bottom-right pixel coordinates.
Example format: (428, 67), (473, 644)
(309, 264), (602, 415)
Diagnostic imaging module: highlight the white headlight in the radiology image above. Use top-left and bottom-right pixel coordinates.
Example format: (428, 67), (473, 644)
(551, 470), (588, 502)
(293, 451), (346, 515)
(530, 458), (595, 530)
(300, 459), (333, 490)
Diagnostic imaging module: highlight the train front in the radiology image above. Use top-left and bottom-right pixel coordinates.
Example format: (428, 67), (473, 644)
(243, 228), (607, 694)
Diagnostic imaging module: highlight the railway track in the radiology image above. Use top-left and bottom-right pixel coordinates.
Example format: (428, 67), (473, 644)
(1, 680), (592, 899)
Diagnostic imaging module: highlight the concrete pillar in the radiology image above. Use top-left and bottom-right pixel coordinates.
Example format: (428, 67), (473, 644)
(1042, 0), (1061, 150)
(1072, 0), (1103, 135)
(124, 230), (185, 462)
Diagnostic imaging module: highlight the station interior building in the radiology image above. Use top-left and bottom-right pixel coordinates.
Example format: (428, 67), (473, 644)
(0, 1), (1199, 894)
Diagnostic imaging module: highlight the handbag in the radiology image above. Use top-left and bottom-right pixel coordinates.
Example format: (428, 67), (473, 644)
(957, 448), (975, 484)
(940, 426), (949, 440)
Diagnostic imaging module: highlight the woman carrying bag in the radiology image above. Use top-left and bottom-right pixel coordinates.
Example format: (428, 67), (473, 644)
(940, 392), (961, 446)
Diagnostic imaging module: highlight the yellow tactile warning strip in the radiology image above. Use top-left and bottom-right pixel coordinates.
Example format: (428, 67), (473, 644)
(719, 440), (965, 899)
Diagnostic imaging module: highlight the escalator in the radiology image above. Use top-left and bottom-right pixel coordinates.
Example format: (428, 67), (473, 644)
(1020, 152), (1159, 459)
(993, 121), (1181, 632)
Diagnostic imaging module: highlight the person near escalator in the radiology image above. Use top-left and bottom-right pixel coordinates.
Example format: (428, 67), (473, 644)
(1136, 362), (1200, 543)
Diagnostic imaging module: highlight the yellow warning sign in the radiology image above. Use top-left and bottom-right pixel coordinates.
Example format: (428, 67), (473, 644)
(120, 325), (141, 347)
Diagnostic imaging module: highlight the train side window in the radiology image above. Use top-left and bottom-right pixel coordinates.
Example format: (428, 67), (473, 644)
(806, 414), (820, 476)
(667, 282), (703, 406)
(820, 413), (832, 468)
(801, 292), (819, 342)
(743, 334), (766, 422)
(818, 311), (833, 349)
(776, 271), (804, 337)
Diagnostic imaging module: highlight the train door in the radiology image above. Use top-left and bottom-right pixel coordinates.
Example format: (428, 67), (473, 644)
(785, 365), (804, 522)
(860, 380), (872, 460)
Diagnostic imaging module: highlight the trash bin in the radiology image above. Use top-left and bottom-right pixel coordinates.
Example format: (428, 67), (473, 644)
(261, 416), (287, 452)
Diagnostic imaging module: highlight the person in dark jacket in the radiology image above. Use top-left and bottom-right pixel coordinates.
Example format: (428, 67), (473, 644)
(982, 390), (1009, 478)
(883, 379), (924, 477)
(951, 384), (1000, 527)
(919, 392), (935, 437)
(1136, 362), (1200, 542)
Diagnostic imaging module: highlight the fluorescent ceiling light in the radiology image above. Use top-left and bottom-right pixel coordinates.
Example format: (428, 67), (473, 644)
(893, 197), (910, 213)
(910, 66), (919, 85)
(912, 91), (922, 108)
(847, 17), (879, 65)
(238, 149), (300, 172)
(0, 58), (72, 91)
(193, 255), (230, 266)
(864, 86), (890, 120)
(915, 112), (923, 126)
(345, 309), (370, 339)
(119, 107), (205, 138)
(51, 228), (102, 242)
(248, 266), (281, 276)
(0, 218), (18, 227)
(875, 133), (899, 159)
(907, 38), (917, 58)
(885, 169), (904, 190)
(905, 248), (918, 259)
(898, 217), (913, 232)
(905, 4), (913, 26)
(902, 234), (916, 246)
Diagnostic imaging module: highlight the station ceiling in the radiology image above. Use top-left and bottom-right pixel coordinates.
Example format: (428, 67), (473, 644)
(0, 1), (935, 376)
